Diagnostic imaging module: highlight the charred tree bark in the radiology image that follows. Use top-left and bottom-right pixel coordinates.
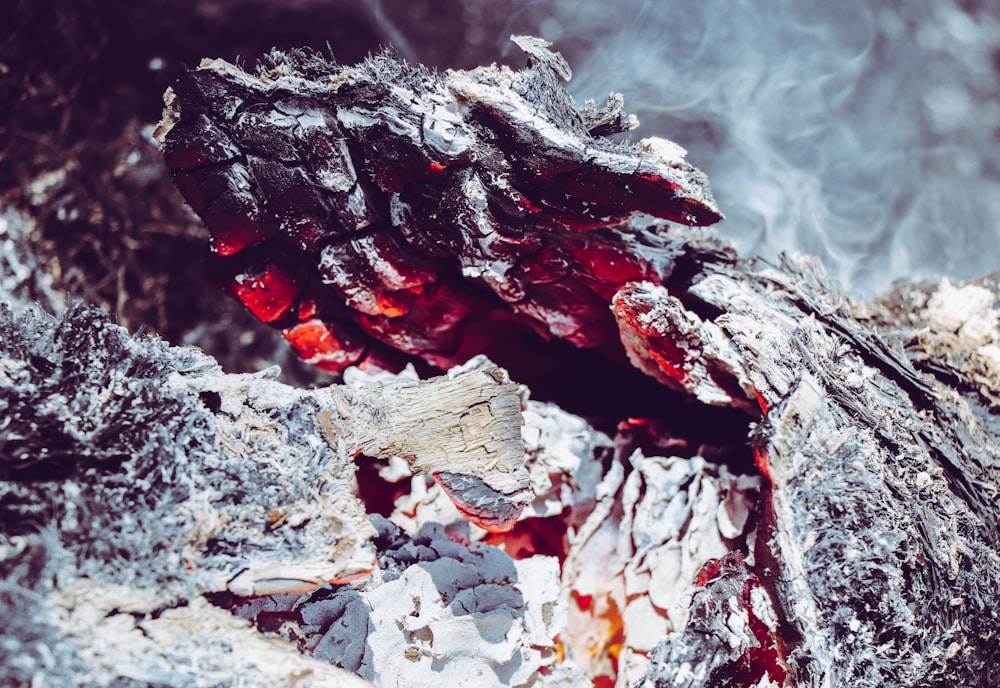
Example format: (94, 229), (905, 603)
(621, 257), (1000, 688)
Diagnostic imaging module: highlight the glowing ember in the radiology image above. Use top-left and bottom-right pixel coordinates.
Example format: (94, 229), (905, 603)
(157, 38), (721, 377)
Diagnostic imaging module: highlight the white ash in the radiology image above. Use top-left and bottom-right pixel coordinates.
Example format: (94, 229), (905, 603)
(297, 518), (587, 687)
(918, 276), (1000, 405)
(50, 580), (372, 688)
(923, 277), (998, 340)
(519, 401), (613, 520)
(562, 448), (760, 686)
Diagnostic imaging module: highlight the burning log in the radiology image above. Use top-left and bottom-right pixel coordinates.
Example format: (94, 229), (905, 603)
(154, 37), (721, 376)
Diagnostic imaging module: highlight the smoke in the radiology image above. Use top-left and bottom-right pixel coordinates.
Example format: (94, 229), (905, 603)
(492, 0), (1000, 296)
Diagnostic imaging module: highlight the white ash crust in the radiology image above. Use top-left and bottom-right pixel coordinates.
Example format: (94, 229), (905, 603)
(563, 449), (759, 685)
(519, 400), (613, 520)
(298, 518), (587, 687)
(49, 580), (373, 688)
(860, 274), (1000, 418)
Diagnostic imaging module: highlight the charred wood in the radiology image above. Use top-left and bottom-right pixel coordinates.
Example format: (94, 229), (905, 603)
(155, 39), (721, 381)
(623, 256), (1000, 687)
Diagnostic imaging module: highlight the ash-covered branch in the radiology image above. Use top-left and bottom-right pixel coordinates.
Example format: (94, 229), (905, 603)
(0, 303), (529, 603)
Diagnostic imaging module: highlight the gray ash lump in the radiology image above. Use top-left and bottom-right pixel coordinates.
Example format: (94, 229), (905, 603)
(156, 37), (722, 377)
(290, 517), (574, 687)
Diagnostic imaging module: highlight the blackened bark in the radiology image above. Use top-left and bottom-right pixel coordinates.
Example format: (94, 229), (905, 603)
(156, 41), (722, 379)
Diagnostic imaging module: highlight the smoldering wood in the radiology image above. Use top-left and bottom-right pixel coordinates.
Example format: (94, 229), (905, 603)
(3, 20), (1000, 688)
(635, 552), (785, 688)
(155, 38), (722, 379)
(619, 254), (1000, 687)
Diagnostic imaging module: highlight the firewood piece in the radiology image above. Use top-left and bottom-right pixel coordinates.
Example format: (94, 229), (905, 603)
(156, 39), (721, 372)
(0, 303), (530, 608)
(317, 356), (531, 533)
(628, 254), (1000, 687)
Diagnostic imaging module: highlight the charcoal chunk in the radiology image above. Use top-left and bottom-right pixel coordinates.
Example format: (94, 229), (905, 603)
(157, 38), (722, 373)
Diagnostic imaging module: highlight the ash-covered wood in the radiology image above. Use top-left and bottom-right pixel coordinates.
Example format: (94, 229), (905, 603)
(0, 300), (540, 684)
(616, 256), (1000, 687)
(0, 302), (530, 589)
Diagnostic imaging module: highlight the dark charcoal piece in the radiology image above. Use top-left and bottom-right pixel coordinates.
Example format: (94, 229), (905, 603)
(157, 39), (722, 373)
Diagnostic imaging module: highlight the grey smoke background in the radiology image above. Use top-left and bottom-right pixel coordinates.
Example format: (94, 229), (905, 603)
(377, 0), (1000, 297)
(501, 0), (1000, 296)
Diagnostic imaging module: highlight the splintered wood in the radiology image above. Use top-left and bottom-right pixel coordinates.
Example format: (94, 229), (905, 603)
(316, 357), (530, 532)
